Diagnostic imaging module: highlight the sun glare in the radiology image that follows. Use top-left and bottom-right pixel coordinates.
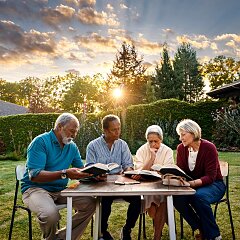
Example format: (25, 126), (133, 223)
(112, 87), (123, 99)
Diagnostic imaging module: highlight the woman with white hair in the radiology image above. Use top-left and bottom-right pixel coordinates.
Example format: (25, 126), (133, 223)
(134, 125), (174, 240)
(173, 119), (225, 240)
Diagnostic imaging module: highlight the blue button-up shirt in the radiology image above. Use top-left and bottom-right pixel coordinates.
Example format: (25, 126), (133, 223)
(85, 135), (133, 174)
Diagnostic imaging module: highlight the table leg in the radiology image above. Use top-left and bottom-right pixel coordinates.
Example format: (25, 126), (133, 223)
(167, 195), (176, 240)
(93, 197), (101, 240)
(66, 196), (72, 240)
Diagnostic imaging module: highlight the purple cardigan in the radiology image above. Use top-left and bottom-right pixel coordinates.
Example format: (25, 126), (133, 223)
(176, 139), (223, 186)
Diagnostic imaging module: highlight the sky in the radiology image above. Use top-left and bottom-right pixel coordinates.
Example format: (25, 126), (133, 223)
(0, 0), (240, 83)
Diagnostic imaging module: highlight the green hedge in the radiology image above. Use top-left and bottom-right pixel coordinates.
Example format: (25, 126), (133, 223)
(123, 99), (223, 153)
(0, 110), (122, 158)
(0, 99), (223, 158)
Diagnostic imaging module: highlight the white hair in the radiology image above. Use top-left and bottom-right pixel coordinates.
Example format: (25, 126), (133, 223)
(145, 125), (163, 140)
(54, 113), (79, 129)
(176, 119), (201, 140)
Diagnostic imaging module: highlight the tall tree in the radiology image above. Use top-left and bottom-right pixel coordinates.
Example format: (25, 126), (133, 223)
(0, 78), (20, 104)
(109, 42), (147, 106)
(145, 76), (157, 103)
(173, 43), (204, 102)
(62, 75), (98, 113)
(153, 45), (180, 99)
(201, 55), (240, 90)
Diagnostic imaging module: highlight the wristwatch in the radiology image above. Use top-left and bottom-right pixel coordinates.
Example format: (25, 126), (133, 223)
(61, 169), (67, 179)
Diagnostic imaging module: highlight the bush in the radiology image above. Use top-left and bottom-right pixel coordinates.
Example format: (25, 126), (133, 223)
(124, 99), (223, 153)
(0, 99), (224, 157)
(212, 104), (240, 151)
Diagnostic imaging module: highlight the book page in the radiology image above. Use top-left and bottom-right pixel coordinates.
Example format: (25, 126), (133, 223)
(156, 164), (192, 180)
(114, 175), (140, 185)
(107, 162), (119, 171)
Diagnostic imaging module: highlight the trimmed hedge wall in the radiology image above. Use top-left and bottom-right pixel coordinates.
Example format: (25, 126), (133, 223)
(123, 99), (223, 153)
(0, 99), (223, 158)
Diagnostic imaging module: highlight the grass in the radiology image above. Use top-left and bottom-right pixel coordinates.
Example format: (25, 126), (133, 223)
(0, 152), (239, 240)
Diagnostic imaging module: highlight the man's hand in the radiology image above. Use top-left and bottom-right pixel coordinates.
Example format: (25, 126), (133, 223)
(94, 174), (107, 182)
(131, 174), (141, 181)
(67, 168), (92, 180)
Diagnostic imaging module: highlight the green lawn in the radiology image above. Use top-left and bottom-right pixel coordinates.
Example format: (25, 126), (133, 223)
(0, 152), (239, 240)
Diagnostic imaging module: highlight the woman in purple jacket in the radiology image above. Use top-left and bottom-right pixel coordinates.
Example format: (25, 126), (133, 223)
(173, 119), (225, 240)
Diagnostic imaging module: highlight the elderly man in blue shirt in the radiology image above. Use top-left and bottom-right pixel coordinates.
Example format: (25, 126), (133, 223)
(21, 113), (96, 240)
(86, 114), (141, 240)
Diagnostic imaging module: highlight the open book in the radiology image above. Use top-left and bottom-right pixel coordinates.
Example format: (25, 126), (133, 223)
(151, 164), (193, 181)
(114, 175), (141, 185)
(81, 163), (119, 176)
(124, 169), (162, 180)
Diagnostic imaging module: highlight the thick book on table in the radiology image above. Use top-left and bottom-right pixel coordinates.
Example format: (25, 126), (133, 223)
(151, 164), (193, 181)
(81, 163), (119, 176)
(124, 169), (162, 180)
(114, 175), (141, 185)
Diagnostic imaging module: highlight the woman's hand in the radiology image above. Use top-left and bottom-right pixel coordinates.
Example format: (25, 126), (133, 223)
(150, 147), (158, 154)
(189, 179), (202, 188)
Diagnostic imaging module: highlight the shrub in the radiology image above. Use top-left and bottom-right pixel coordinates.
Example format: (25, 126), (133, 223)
(0, 99), (224, 157)
(212, 104), (240, 151)
(124, 99), (223, 153)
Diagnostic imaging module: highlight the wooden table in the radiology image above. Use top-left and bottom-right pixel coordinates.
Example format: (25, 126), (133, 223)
(61, 175), (195, 240)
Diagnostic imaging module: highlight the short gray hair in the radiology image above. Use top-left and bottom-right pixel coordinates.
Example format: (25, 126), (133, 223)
(145, 125), (163, 140)
(54, 113), (79, 129)
(176, 119), (201, 140)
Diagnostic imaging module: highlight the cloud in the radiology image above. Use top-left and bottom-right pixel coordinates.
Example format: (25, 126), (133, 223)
(40, 4), (75, 28)
(0, 20), (56, 64)
(176, 35), (210, 49)
(77, 7), (120, 26)
(106, 4), (114, 11)
(162, 28), (175, 35)
(0, 21), (55, 53)
(65, 69), (80, 75)
(0, 0), (47, 19)
(210, 42), (218, 50)
(226, 40), (236, 48)
(55, 37), (89, 62)
(214, 33), (240, 42)
(108, 28), (127, 36)
(74, 33), (117, 52)
(120, 3), (128, 9)
(68, 26), (76, 32)
(65, 0), (96, 7)
(134, 37), (163, 55)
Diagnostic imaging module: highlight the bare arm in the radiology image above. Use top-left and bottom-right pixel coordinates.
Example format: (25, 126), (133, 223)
(189, 178), (203, 188)
(31, 168), (92, 182)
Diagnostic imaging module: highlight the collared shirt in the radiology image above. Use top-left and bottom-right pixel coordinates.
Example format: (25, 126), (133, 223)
(21, 129), (83, 193)
(85, 135), (133, 174)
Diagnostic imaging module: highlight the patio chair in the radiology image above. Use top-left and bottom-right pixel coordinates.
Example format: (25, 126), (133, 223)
(8, 165), (67, 240)
(180, 160), (235, 239)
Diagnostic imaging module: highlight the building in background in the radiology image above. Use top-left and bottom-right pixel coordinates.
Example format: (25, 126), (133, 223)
(0, 100), (28, 116)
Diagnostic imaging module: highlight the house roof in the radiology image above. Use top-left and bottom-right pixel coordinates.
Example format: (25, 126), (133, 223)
(0, 100), (28, 116)
(207, 80), (240, 98)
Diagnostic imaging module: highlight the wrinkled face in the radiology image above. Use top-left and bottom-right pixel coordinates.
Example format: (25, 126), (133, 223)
(104, 120), (121, 141)
(147, 133), (162, 149)
(179, 130), (194, 147)
(60, 120), (79, 145)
